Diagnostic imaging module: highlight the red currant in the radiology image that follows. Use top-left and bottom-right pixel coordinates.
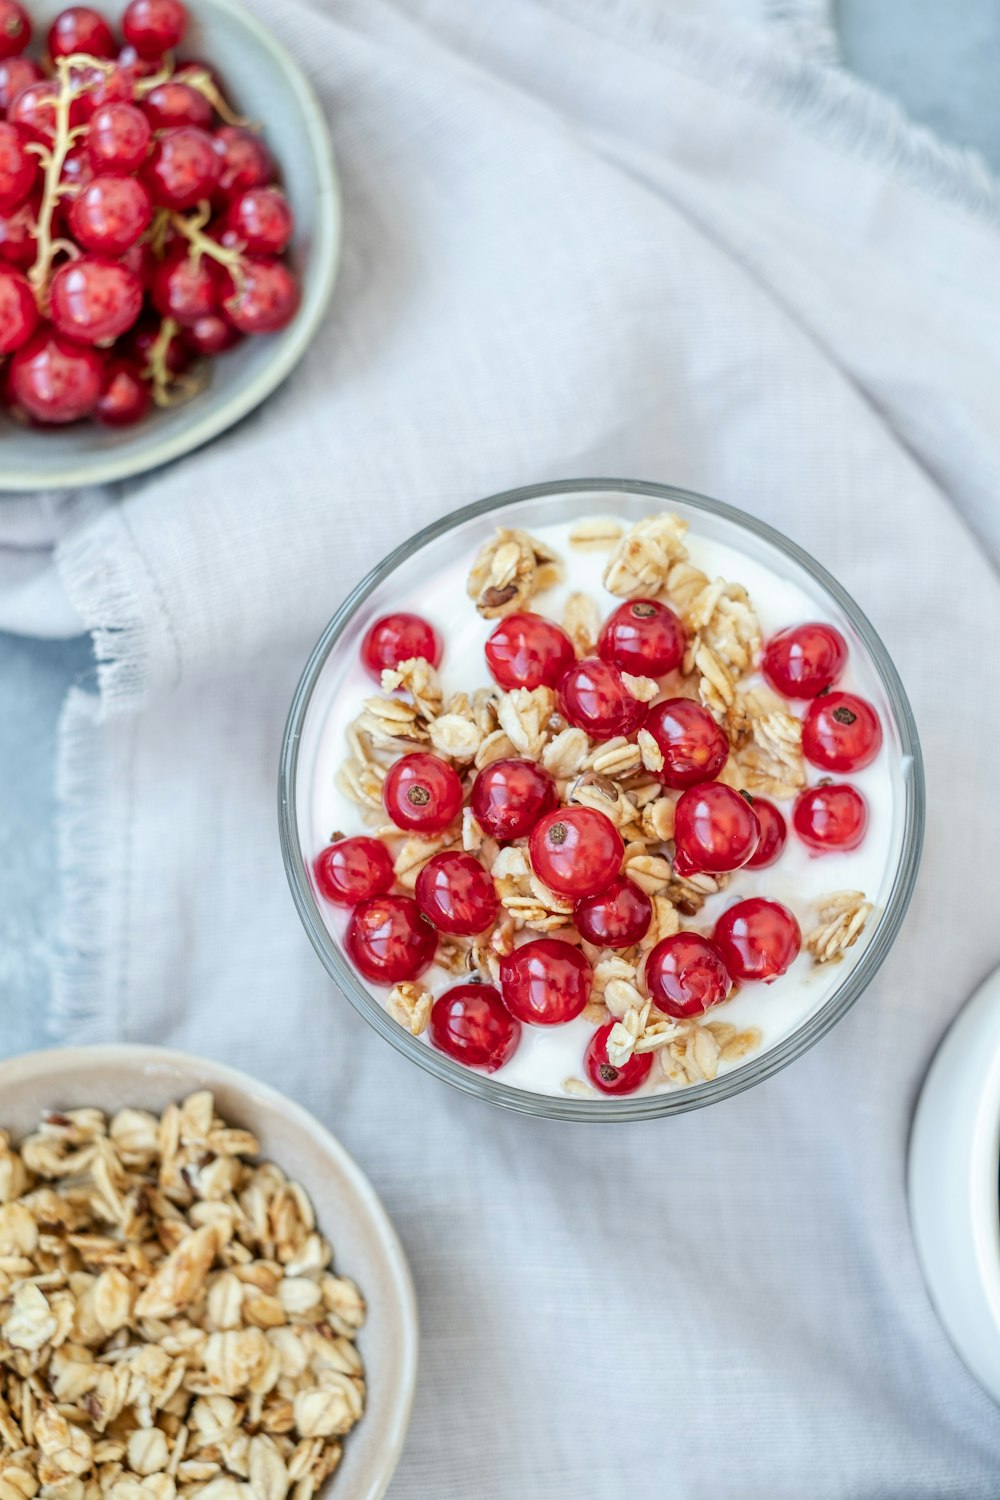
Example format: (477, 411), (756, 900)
(499, 937), (591, 1025)
(598, 598), (685, 677)
(122, 0), (187, 58)
(142, 80), (211, 131)
(212, 125), (273, 199)
(484, 611), (575, 691)
(529, 807), (623, 898)
(793, 783), (868, 852)
(415, 851), (499, 935)
(50, 257), (142, 345)
(361, 612), (441, 679)
(313, 835), (394, 906)
(585, 1023), (653, 1095)
(151, 248), (221, 325)
(0, 123), (34, 212)
(6, 327), (103, 424)
(762, 621), (847, 699)
(0, 0), (29, 59)
(184, 312), (240, 355)
(8, 80), (59, 145)
(94, 358), (150, 426)
(68, 174), (151, 255)
(144, 126), (220, 210)
(60, 145), (93, 193)
(382, 753), (463, 835)
(743, 797), (787, 869)
(221, 186), (293, 257)
(0, 57), (40, 112)
(645, 932), (731, 1019)
(713, 898), (801, 983)
(345, 894), (436, 985)
(0, 202), (36, 268)
(558, 657), (646, 741)
(87, 101), (151, 174)
(0, 264), (35, 354)
(470, 757), (557, 842)
(47, 8), (115, 60)
(68, 57), (133, 121)
(644, 698), (729, 788)
(429, 984), (520, 1072)
(672, 783), (760, 877)
(125, 314), (190, 375)
(221, 258), (299, 334)
(574, 875), (651, 948)
(802, 691), (882, 773)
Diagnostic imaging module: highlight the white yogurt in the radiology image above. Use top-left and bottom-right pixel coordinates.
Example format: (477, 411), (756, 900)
(306, 512), (902, 1097)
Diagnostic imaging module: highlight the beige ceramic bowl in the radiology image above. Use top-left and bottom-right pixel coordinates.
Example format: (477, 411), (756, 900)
(0, 1045), (417, 1500)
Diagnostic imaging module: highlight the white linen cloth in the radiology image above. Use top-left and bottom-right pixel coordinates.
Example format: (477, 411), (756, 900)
(4, 0), (1000, 1492)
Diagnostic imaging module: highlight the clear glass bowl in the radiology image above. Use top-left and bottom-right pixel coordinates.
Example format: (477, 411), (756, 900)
(278, 479), (924, 1120)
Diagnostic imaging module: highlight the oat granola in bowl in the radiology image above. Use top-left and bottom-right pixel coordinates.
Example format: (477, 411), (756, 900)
(0, 1046), (416, 1500)
(279, 479), (924, 1120)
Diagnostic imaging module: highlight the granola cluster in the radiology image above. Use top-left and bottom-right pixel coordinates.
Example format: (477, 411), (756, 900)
(335, 512), (877, 1093)
(0, 1096), (365, 1500)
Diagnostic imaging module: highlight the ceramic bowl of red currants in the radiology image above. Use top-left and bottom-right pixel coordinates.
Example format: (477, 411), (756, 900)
(0, 0), (339, 490)
(279, 479), (925, 1121)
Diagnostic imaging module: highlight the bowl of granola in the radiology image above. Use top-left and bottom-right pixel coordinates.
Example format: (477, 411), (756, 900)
(0, 1045), (417, 1500)
(279, 478), (924, 1119)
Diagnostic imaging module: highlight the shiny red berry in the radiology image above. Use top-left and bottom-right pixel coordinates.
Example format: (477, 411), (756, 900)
(125, 314), (190, 375)
(529, 807), (623, 898)
(645, 932), (732, 1019)
(793, 783), (868, 852)
(713, 898), (801, 983)
(499, 937), (591, 1026)
(221, 258), (299, 334)
(0, 57), (41, 112)
(0, 1), (30, 59)
(47, 8), (115, 60)
(558, 657), (646, 741)
(743, 797), (787, 869)
(151, 248), (221, 325)
(212, 125), (272, 199)
(763, 621), (847, 699)
(644, 698), (729, 788)
(6, 327), (103, 424)
(142, 80), (211, 131)
(415, 851), (499, 935)
(598, 598), (685, 677)
(361, 612), (441, 679)
(574, 876), (651, 949)
(585, 1023), (653, 1095)
(470, 757), (557, 841)
(0, 202), (36, 268)
(313, 836), (394, 907)
(68, 57), (134, 120)
(221, 186), (293, 257)
(8, 80), (59, 145)
(673, 783), (760, 877)
(94, 358), (150, 426)
(0, 123), (35, 212)
(345, 894), (436, 984)
(50, 257), (142, 345)
(183, 312), (240, 355)
(429, 984), (520, 1072)
(0, 265), (36, 354)
(87, 101), (151, 174)
(484, 612), (575, 691)
(122, 0), (187, 56)
(144, 126), (220, 210)
(68, 175), (151, 255)
(802, 691), (882, 773)
(382, 753), (463, 835)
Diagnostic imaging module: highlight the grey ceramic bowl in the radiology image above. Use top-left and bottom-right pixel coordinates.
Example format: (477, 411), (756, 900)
(1, 0), (340, 492)
(0, 1045), (417, 1500)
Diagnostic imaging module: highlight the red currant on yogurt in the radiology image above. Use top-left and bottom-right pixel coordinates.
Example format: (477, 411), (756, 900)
(644, 698), (729, 788)
(7, 328), (103, 423)
(598, 598), (685, 677)
(802, 691), (882, 772)
(122, 0), (187, 57)
(415, 851), (499, 935)
(361, 612), (442, 680)
(673, 783), (760, 877)
(499, 938), (591, 1026)
(143, 125), (220, 210)
(94, 358), (150, 426)
(313, 835), (394, 906)
(713, 898), (801, 983)
(87, 101), (151, 174)
(0, 123), (35, 212)
(529, 806), (623, 898)
(743, 797), (787, 869)
(429, 984), (520, 1072)
(574, 875), (651, 948)
(585, 1023), (653, 1095)
(793, 783), (868, 852)
(50, 256), (142, 345)
(470, 758), (558, 842)
(484, 611), (575, 692)
(645, 932), (732, 1019)
(558, 657), (646, 741)
(763, 622), (847, 699)
(382, 753), (463, 835)
(0, 1), (30, 59)
(345, 894), (436, 984)
(47, 8), (115, 61)
(68, 175), (151, 255)
(0, 266), (37, 354)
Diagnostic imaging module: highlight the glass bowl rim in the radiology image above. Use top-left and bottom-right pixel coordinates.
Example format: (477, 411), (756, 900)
(278, 477), (925, 1121)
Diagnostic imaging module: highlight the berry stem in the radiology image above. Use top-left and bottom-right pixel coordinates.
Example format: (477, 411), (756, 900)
(142, 314), (206, 407)
(27, 53), (110, 298)
(168, 202), (246, 286)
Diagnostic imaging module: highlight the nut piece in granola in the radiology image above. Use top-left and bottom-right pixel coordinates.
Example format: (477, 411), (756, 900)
(467, 528), (563, 617)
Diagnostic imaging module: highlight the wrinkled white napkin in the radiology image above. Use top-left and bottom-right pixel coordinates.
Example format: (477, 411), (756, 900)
(6, 0), (1000, 1493)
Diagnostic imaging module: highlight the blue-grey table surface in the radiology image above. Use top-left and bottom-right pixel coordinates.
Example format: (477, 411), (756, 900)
(3, 0), (999, 1054)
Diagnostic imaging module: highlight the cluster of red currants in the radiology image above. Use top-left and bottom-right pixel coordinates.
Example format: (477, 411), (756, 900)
(0, 0), (298, 426)
(312, 597), (884, 1096)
